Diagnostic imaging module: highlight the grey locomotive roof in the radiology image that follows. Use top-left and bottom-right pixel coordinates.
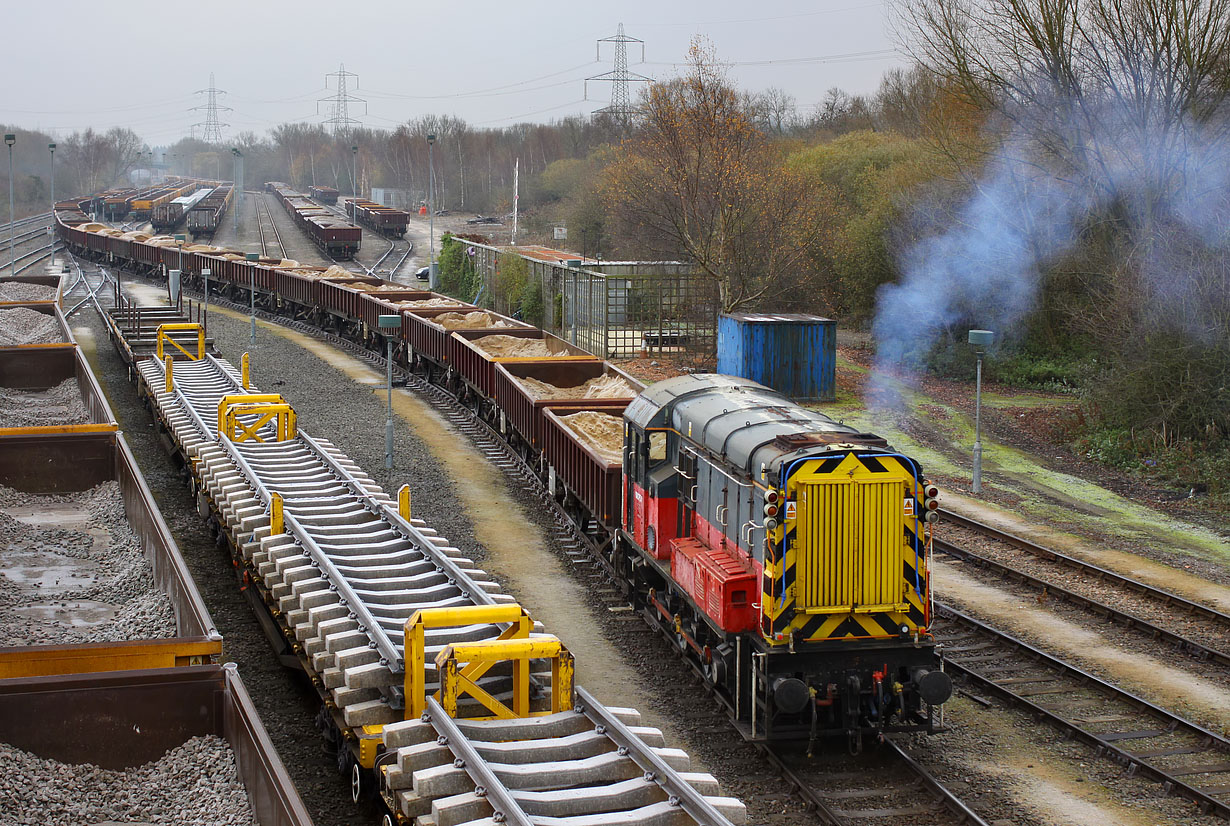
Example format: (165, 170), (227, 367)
(626, 373), (862, 473)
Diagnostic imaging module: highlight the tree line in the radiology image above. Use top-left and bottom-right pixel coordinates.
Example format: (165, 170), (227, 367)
(5, 3), (1226, 499)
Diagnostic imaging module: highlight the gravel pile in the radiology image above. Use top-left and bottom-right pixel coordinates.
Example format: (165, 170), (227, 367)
(0, 378), (89, 428)
(434, 310), (514, 330)
(0, 307), (61, 345)
(0, 735), (255, 826)
(0, 282), (56, 302)
(473, 334), (554, 358)
(394, 297), (464, 308)
(558, 411), (624, 463)
(519, 372), (639, 400)
(0, 482), (177, 645)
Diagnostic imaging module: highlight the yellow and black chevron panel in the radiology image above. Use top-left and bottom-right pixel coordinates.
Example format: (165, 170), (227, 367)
(761, 451), (929, 645)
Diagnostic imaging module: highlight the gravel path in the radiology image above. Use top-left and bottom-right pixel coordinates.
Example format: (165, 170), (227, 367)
(0, 307), (61, 345)
(0, 735), (254, 826)
(0, 377), (89, 427)
(0, 482), (176, 645)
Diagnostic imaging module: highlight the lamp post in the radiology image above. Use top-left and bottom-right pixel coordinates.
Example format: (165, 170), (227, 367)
(231, 148), (243, 235)
(968, 329), (994, 494)
(5, 133), (15, 276)
(202, 267), (211, 338)
(351, 145), (359, 199)
(246, 252), (259, 345)
(175, 233), (186, 275)
(378, 314), (401, 470)
(427, 133), (436, 287)
(48, 143), (56, 207)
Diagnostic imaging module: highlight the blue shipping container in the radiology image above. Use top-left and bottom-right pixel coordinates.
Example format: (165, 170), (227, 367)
(716, 313), (836, 401)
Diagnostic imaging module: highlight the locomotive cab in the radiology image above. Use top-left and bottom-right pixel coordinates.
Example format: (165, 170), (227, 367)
(624, 426), (678, 557)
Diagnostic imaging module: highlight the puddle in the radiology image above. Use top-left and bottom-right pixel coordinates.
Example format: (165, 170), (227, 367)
(122, 280), (174, 308)
(936, 561), (1230, 732)
(1, 551), (99, 589)
(13, 600), (118, 627)
(5, 500), (93, 530)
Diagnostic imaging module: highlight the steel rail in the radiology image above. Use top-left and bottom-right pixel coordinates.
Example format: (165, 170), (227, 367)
(423, 698), (535, 826)
(936, 602), (1230, 818)
(215, 429), (405, 670)
(755, 737), (990, 826)
(933, 536), (1230, 667)
(576, 685), (735, 826)
(0, 225), (50, 249)
(940, 509), (1229, 627)
(389, 241), (413, 279)
(1, 242), (56, 273)
(0, 211), (51, 233)
(883, 738), (989, 825)
(297, 429), (500, 611)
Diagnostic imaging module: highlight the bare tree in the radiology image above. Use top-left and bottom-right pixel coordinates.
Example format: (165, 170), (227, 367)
(747, 87), (799, 135)
(607, 39), (824, 311)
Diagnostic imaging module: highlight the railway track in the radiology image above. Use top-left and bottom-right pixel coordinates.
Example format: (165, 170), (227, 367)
(935, 602), (1230, 818)
(1, 242), (58, 275)
(256, 196), (287, 260)
(0, 210), (52, 235)
(0, 223), (52, 250)
(937, 511), (1230, 667)
(314, 197), (411, 279)
(762, 739), (987, 826)
(60, 254), (116, 318)
(153, 273), (983, 826)
(112, 291), (744, 826)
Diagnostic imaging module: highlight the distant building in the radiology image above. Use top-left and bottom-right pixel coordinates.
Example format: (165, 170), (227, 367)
(370, 188), (420, 209)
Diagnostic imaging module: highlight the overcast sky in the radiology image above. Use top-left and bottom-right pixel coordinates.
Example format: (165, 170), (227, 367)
(6, 0), (904, 146)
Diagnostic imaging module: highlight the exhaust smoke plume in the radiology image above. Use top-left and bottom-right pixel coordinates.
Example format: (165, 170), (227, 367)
(868, 95), (1230, 410)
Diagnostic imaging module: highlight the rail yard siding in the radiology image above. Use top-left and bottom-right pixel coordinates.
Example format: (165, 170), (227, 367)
(717, 312), (836, 401)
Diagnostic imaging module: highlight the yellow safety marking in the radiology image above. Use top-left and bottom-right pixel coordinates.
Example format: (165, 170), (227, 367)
(165, 354), (173, 393)
(216, 394), (295, 442)
(241, 352), (250, 389)
(270, 492), (284, 535)
(0, 638), (222, 679)
(358, 725), (384, 769)
(436, 636), (573, 720)
(398, 484), (411, 520)
(155, 323), (205, 361)
(0, 423), (117, 436)
(404, 604), (532, 719)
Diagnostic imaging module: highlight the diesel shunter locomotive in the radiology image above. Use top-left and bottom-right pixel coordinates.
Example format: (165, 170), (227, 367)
(619, 374), (951, 745)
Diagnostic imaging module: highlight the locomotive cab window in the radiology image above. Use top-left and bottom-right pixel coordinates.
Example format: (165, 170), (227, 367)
(648, 432), (667, 466)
